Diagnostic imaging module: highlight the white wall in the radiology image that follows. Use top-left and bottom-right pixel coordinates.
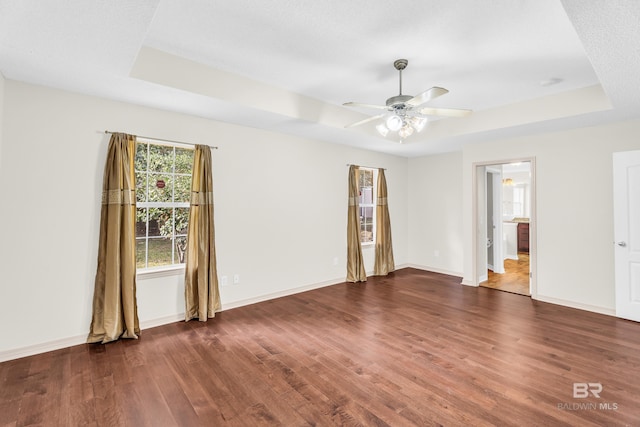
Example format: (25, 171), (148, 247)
(0, 80), (408, 358)
(461, 120), (640, 313)
(0, 71), (4, 167)
(407, 152), (464, 275)
(4, 76), (639, 359)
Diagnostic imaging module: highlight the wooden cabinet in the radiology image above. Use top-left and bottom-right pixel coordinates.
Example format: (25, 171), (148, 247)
(517, 223), (529, 253)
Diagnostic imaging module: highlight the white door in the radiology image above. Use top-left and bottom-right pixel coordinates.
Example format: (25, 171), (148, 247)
(613, 151), (640, 322)
(489, 169), (504, 274)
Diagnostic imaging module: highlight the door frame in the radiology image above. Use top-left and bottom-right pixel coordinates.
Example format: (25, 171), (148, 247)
(471, 157), (537, 299)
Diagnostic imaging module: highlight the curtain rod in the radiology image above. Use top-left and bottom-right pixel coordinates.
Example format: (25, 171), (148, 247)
(346, 163), (386, 170)
(103, 130), (218, 149)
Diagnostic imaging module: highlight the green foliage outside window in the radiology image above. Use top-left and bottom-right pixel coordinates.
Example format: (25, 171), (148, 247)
(135, 142), (193, 268)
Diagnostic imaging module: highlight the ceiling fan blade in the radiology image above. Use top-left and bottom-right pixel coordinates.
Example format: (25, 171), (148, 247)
(419, 107), (472, 117)
(406, 87), (449, 107)
(345, 114), (384, 128)
(343, 102), (388, 110)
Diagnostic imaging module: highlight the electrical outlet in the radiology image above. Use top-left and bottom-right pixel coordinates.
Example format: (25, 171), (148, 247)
(434, 250), (440, 257)
(221, 276), (228, 286)
(333, 257), (338, 266)
(233, 274), (240, 284)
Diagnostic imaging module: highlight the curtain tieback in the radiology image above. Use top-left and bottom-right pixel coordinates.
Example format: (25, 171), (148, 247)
(190, 191), (214, 205)
(102, 189), (135, 205)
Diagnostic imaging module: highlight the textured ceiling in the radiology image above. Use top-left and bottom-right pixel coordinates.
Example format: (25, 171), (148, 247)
(1, 0), (639, 157)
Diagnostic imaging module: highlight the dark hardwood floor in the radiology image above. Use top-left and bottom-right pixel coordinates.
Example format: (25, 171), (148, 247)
(2, 268), (640, 426)
(484, 252), (530, 296)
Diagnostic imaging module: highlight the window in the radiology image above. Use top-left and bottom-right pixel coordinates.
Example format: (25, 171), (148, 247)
(135, 141), (193, 269)
(512, 186), (525, 217)
(502, 184), (526, 218)
(358, 168), (376, 244)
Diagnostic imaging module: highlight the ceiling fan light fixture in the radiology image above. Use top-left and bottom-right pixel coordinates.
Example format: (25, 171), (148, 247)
(398, 124), (414, 139)
(386, 114), (403, 131)
(375, 123), (389, 137)
(344, 59), (471, 142)
(411, 116), (427, 132)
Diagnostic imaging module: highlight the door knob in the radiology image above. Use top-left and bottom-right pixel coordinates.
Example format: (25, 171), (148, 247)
(617, 241), (627, 247)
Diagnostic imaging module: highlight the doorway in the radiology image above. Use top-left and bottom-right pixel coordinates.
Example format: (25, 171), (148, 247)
(474, 160), (535, 297)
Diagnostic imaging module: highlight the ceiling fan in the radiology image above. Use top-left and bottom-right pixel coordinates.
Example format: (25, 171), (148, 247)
(343, 59), (472, 142)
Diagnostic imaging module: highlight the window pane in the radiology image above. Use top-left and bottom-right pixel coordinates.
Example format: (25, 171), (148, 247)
(175, 236), (187, 264)
(361, 223), (373, 243)
(175, 207), (190, 235)
(135, 239), (147, 269)
(513, 187), (525, 217)
(357, 169), (375, 244)
(361, 221), (373, 232)
(147, 237), (173, 267)
(175, 148), (194, 174)
(175, 175), (191, 203)
(149, 144), (174, 173)
(135, 142), (148, 172)
(360, 188), (373, 205)
(358, 169), (373, 188)
(148, 207), (173, 238)
(136, 172), (147, 203)
(359, 206), (373, 221)
(148, 174), (173, 202)
(136, 208), (148, 238)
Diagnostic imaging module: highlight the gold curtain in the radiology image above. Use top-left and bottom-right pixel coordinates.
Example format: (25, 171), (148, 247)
(88, 133), (140, 344)
(347, 165), (367, 282)
(184, 145), (221, 321)
(374, 169), (395, 275)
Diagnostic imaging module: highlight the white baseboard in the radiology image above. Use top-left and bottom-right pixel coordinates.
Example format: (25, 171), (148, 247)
(220, 276), (346, 311)
(534, 295), (615, 317)
(140, 313), (185, 329)
(0, 335), (88, 363)
(403, 263), (463, 278)
(394, 262), (411, 270)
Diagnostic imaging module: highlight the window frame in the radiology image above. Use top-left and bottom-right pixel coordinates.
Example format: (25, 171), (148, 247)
(134, 139), (194, 276)
(357, 167), (377, 246)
